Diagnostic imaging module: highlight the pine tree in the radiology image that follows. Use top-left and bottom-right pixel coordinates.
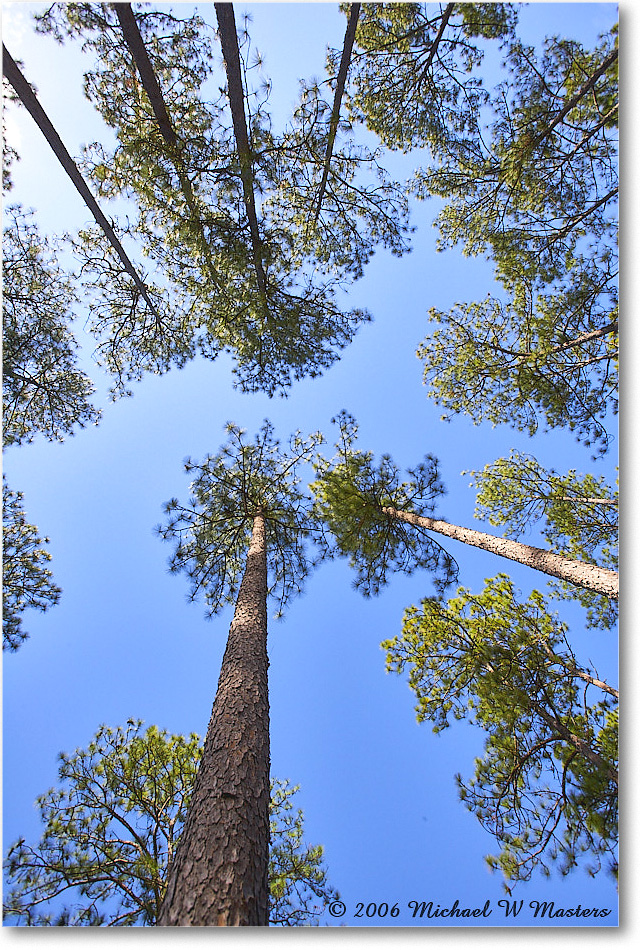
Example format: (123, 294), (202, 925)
(156, 422), (323, 925)
(2, 207), (100, 446)
(339, 1), (517, 153)
(2, 476), (61, 652)
(33, 3), (410, 397)
(384, 575), (618, 884)
(2, 44), (162, 325)
(468, 452), (618, 629)
(311, 412), (618, 600)
(414, 27), (618, 450)
(3, 720), (338, 925)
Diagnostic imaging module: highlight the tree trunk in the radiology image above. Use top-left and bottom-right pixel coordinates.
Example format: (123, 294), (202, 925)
(2, 43), (160, 323)
(416, 3), (455, 87)
(112, 4), (177, 146)
(381, 507), (618, 600)
(312, 3), (360, 226)
(158, 513), (270, 926)
(112, 5), (226, 298)
(214, 3), (269, 311)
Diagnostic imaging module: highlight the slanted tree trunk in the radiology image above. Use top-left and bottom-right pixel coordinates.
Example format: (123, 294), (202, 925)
(312, 3), (360, 226)
(416, 3), (455, 87)
(112, 3), (177, 146)
(2, 44), (160, 323)
(381, 507), (618, 600)
(158, 512), (270, 926)
(112, 4), (228, 298)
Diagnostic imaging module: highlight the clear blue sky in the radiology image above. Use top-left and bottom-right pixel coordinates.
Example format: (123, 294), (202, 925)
(2, 0), (627, 940)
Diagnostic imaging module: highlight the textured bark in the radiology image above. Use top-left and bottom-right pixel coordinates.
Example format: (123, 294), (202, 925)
(2, 44), (160, 323)
(381, 507), (618, 600)
(158, 513), (270, 926)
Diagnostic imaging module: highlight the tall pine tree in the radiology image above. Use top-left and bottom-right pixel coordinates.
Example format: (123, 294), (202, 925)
(34, 3), (410, 397)
(3, 720), (338, 925)
(384, 575), (618, 884)
(156, 422), (322, 925)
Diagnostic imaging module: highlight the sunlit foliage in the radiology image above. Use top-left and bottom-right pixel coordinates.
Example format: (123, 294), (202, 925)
(384, 575), (618, 884)
(3, 720), (338, 925)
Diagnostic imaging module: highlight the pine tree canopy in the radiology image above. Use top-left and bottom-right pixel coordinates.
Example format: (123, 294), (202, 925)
(2, 476), (62, 653)
(417, 29), (618, 286)
(468, 452), (618, 629)
(2, 206), (100, 447)
(311, 411), (457, 596)
(418, 278), (618, 451)
(341, 4), (617, 449)
(339, 1), (518, 153)
(159, 421), (324, 618)
(413, 24), (618, 449)
(384, 574), (618, 885)
(32, 3), (411, 397)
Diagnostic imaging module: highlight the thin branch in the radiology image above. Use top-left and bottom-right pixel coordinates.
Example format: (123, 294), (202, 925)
(536, 704), (618, 785)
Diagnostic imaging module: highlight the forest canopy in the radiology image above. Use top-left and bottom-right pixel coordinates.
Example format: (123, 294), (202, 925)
(3, 1), (618, 926)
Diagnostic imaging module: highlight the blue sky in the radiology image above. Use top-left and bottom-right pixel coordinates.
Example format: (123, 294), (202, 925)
(2, 0), (627, 940)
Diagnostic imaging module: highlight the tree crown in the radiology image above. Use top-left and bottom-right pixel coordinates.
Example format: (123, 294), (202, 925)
(468, 452), (618, 628)
(32, 3), (410, 397)
(311, 411), (456, 595)
(159, 421), (324, 618)
(2, 475), (61, 653)
(3, 206), (100, 446)
(384, 574), (618, 884)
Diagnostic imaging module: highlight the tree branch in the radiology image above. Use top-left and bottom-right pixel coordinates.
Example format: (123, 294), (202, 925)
(529, 46), (618, 151)
(535, 704), (618, 785)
